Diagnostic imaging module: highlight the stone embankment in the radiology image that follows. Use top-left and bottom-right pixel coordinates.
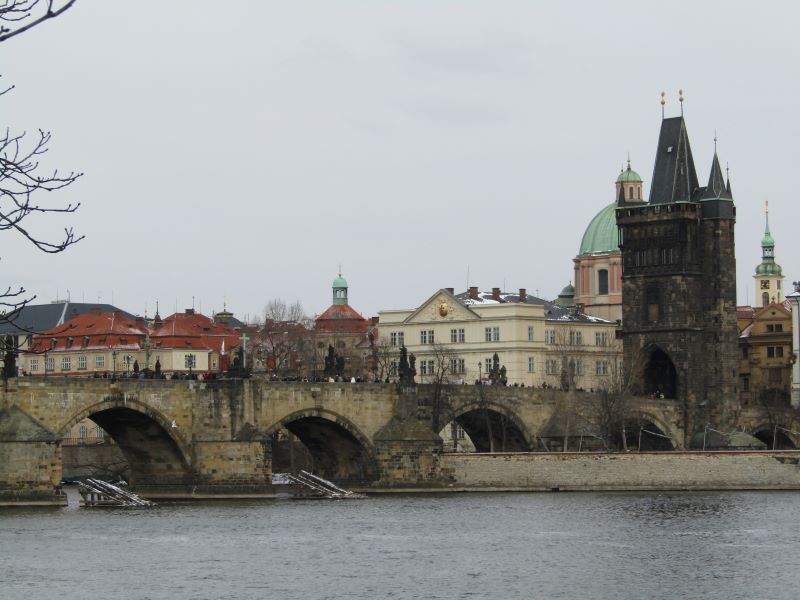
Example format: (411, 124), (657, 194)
(434, 451), (800, 492)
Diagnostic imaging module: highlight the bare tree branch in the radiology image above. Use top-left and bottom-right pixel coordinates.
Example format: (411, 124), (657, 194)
(0, 0), (77, 43)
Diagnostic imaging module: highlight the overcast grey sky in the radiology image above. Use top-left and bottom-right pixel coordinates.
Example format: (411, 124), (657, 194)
(3, 1), (799, 321)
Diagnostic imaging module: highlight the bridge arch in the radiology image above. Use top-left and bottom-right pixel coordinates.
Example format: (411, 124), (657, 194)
(750, 421), (799, 450)
(447, 401), (533, 452)
(265, 408), (376, 483)
(627, 410), (679, 450)
(58, 395), (193, 487)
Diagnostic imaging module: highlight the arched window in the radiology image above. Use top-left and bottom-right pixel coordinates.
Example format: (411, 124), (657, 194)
(636, 186), (641, 200)
(598, 269), (609, 295)
(762, 292), (769, 307)
(629, 186), (634, 199)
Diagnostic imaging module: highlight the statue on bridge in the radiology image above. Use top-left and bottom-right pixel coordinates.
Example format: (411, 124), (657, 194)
(398, 346), (416, 385)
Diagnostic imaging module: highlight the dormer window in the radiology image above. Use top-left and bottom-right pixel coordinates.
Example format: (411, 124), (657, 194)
(82, 336), (90, 348)
(66, 336), (74, 348)
(51, 338), (57, 349)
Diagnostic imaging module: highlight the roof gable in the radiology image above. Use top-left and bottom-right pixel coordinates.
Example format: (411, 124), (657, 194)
(404, 289), (480, 324)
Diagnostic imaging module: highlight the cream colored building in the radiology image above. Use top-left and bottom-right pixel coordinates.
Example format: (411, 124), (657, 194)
(378, 287), (621, 390)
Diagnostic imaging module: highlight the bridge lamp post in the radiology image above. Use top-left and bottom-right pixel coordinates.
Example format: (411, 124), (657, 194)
(112, 350), (117, 381)
(43, 350), (48, 378)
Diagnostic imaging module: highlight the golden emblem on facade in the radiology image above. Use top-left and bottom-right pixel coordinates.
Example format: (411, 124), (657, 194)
(438, 302), (448, 317)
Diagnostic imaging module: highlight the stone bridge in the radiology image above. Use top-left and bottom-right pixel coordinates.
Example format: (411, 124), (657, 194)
(1, 377), (795, 504)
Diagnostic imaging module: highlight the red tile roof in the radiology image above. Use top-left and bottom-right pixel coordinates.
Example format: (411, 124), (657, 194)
(314, 304), (369, 334)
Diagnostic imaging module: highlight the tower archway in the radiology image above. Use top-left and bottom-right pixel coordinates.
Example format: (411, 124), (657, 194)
(644, 347), (677, 399)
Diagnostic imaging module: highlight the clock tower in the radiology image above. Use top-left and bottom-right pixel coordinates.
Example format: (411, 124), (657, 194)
(754, 201), (784, 307)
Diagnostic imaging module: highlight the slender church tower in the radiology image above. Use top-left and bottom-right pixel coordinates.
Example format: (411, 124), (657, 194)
(753, 201), (784, 307)
(616, 96), (738, 447)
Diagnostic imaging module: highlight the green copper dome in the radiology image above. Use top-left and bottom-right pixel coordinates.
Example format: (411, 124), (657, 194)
(579, 203), (620, 256)
(616, 165), (642, 183)
(332, 275), (348, 289)
(555, 283), (575, 306)
(755, 262), (782, 276)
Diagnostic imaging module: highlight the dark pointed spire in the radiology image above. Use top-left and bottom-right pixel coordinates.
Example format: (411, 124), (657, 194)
(701, 151), (730, 199)
(649, 116), (699, 204)
(617, 181), (626, 205)
(726, 163), (732, 195)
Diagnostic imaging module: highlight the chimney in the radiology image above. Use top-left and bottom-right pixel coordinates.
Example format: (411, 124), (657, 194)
(469, 286), (479, 300)
(185, 308), (195, 315)
(519, 288), (527, 303)
(492, 287), (501, 300)
(445, 287), (454, 295)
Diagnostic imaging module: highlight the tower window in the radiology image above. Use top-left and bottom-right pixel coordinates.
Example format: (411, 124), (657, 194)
(762, 292), (769, 307)
(629, 186), (634, 199)
(598, 269), (609, 295)
(645, 284), (660, 322)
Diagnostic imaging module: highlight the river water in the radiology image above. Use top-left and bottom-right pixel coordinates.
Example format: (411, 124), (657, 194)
(2, 489), (799, 600)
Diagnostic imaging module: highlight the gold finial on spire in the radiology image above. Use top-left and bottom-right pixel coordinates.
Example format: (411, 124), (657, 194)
(678, 89), (684, 115)
(627, 152), (631, 170)
(660, 91), (666, 118)
(765, 199), (769, 215)
(223, 296), (227, 312)
(338, 263), (342, 277)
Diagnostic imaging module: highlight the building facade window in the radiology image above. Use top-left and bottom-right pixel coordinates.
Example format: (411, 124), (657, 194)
(449, 358), (465, 374)
(742, 375), (750, 392)
(484, 327), (500, 342)
(79, 425), (88, 439)
(484, 358), (493, 375)
(95, 355), (105, 369)
(77, 356), (87, 370)
(45, 357), (54, 372)
(389, 361), (398, 377)
(767, 346), (784, 358)
(568, 331), (582, 345)
(450, 328), (465, 343)
(545, 330), (556, 344)
(184, 354), (197, 369)
(61, 357), (71, 371)
(420, 359), (435, 376)
(545, 359), (558, 375)
(596, 360), (609, 376)
(420, 330), (434, 344)
(595, 331), (609, 346)
(29, 358), (39, 372)
(528, 356), (535, 373)
(598, 269), (609, 295)
(390, 332), (404, 347)
(528, 326), (534, 342)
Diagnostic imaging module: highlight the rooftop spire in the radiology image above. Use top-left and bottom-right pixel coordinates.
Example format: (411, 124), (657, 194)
(701, 150), (730, 200)
(678, 89), (684, 116)
(660, 91), (666, 119)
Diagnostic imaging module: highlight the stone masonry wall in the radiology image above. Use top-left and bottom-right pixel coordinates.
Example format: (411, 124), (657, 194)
(441, 451), (800, 491)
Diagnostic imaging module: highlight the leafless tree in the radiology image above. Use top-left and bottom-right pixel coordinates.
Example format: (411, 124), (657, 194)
(1, 0), (83, 321)
(370, 338), (397, 382)
(571, 350), (647, 451)
(263, 298), (308, 325)
(254, 299), (311, 377)
(0, 0), (77, 42)
(423, 343), (460, 433)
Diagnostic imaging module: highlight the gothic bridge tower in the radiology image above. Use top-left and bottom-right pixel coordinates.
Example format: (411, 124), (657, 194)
(616, 106), (738, 447)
